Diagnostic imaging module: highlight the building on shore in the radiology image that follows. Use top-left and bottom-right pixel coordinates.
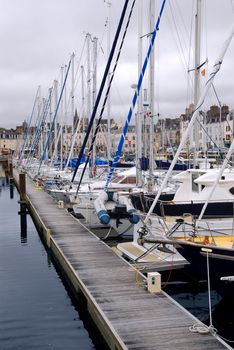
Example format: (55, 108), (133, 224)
(0, 126), (24, 154)
(1, 103), (233, 158)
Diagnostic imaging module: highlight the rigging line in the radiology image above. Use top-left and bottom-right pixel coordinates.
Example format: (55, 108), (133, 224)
(19, 86), (40, 162)
(211, 82), (233, 136)
(175, 0), (192, 44)
(156, 27), (160, 115)
(74, 0), (137, 196)
(144, 23), (234, 224)
(165, 4), (193, 106)
(195, 117), (232, 164)
(24, 97), (43, 166)
(98, 39), (127, 124)
(96, 17), (109, 59)
(168, 2), (188, 71)
(26, 88), (53, 167)
(204, 0), (208, 70)
(187, 0), (195, 107)
(64, 97), (87, 170)
(134, 242), (162, 263)
(230, 0), (234, 14)
(188, 59), (207, 72)
(105, 0), (167, 191)
(99, 45), (132, 126)
(37, 58), (72, 175)
(70, 0), (131, 185)
(73, 36), (87, 92)
(172, 0), (192, 66)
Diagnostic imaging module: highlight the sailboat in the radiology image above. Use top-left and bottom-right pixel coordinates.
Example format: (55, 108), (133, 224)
(118, 1), (234, 269)
(173, 235), (234, 297)
(130, 166), (234, 218)
(131, 0), (234, 222)
(140, 15), (234, 297)
(163, 134), (234, 298)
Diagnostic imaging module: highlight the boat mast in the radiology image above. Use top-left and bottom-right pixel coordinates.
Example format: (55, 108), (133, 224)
(193, 0), (202, 166)
(86, 33), (92, 176)
(53, 79), (58, 161)
(136, 0), (143, 187)
(144, 22), (234, 223)
(81, 65), (85, 147)
(105, 0), (167, 190)
(71, 52), (75, 159)
(70, 0), (131, 184)
(149, 0), (155, 178)
(60, 66), (64, 170)
(92, 37), (98, 174)
(105, 0), (112, 163)
(37, 59), (72, 174)
(39, 98), (45, 159)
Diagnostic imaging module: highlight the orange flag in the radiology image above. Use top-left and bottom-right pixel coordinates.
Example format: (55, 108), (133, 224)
(201, 68), (206, 76)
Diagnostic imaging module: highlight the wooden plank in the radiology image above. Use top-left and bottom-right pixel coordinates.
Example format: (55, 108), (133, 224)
(13, 169), (230, 350)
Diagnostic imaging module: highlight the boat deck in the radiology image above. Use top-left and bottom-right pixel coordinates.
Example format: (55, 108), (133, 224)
(13, 169), (230, 350)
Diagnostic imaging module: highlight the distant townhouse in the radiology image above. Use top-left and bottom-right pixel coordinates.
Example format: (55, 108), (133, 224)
(206, 105), (231, 147)
(0, 127), (23, 153)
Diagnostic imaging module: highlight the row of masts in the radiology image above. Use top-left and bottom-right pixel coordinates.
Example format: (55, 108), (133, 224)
(19, 0), (212, 187)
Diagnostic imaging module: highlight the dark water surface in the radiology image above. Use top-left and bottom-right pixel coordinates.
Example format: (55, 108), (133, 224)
(0, 175), (102, 350)
(1, 168), (234, 349)
(165, 275), (234, 348)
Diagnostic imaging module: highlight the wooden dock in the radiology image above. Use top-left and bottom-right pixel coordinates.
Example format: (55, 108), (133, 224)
(13, 169), (231, 350)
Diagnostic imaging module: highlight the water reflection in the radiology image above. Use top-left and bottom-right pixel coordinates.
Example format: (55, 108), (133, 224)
(10, 182), (14, 199)
(20, 212), (27, 244)
(209, 297), (234, 344)
(166, 279), (234, 348)
(5, 174), (9, 185)
(0, 165), (99, 350)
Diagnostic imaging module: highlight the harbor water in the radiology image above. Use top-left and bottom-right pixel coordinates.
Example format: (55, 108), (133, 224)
(0, 170), (106, 350)
(1, 164), (234, 349)
(165, 270), (234, 348)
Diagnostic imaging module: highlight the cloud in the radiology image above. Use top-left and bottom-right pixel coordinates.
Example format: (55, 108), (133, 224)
(1, 0), (234, 128)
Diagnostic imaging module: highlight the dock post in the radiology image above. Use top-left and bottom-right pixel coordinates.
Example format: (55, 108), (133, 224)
(19, 173), (27, 215)
(19, 173), (26, 202)
(10, 183), (14, 199)
(8, 162), (13, 178)
(20, 211), (27, 243)
(17, 173), (28, 241)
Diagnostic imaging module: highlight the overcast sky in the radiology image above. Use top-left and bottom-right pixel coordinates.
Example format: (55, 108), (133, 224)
(1, 0), (234, 128)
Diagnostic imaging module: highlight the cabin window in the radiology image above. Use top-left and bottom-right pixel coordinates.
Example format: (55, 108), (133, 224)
(112, 176), (124, 183)
(126, 176), (136, 184)
(119, 177), (134, 184)
(229, 187), (234, 195)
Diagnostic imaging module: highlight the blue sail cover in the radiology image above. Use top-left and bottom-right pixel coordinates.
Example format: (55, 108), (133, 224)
(69, 156), (86, 168)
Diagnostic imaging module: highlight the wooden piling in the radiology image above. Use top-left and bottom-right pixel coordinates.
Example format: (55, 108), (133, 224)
(19, 173), (26, 202)
(8, 162), (13, 179)
(19, 173), (27, 215)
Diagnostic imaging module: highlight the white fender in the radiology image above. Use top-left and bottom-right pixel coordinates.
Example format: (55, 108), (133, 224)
(94, 191), (110, 224)
(113, 193), (140, 224)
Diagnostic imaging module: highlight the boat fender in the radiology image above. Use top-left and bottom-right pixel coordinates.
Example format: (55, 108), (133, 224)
(97, 209), (111, 224)
(128, 208), (140, 224)
(94, 191), (111, 224)
(113, 193), (140, 224)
